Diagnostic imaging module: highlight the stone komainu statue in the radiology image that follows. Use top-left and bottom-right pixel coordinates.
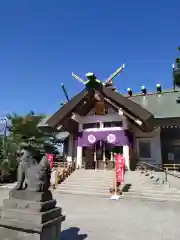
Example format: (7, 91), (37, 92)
(16, 148), (35, 190)
(26, 155), (51, 192)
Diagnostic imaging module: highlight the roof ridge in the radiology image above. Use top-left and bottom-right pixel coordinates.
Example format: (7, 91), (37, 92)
(123, 89), (180, 97)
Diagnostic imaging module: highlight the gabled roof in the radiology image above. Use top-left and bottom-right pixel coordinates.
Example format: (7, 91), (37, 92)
(129, 90), (180, 118)
(46, 83), (154, 132)
(46, 89), (87, 128)
(100, 86), (153, 124)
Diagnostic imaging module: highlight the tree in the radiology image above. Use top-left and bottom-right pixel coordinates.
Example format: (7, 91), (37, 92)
(9, 111), (59, 154)
(0, 112), (59, 181)
(0, 136), (18, 182)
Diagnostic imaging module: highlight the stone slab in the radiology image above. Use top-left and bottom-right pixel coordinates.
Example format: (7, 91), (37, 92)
(3, 199), (56, 212)
(9, 189), (53, 202)
(0, 215), (65, 233)
(0, 227), (37, 240)
(0, 216), (64, 239)
(0, 206), (62, 225)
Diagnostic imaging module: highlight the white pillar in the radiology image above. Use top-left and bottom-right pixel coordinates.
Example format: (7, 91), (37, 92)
(67, 134), (74, 164)
(103, 142), (105, 162)
(110, 151), (113, 161)
(123, 145), (130, 171)
(123, 118), (128, 129)
(123, 117), (130, 170)
(76, 146), (82, 168)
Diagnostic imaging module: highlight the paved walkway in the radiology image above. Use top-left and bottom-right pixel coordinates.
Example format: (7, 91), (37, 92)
(57, 193), (180, 240)
(0, 189), (180, 239)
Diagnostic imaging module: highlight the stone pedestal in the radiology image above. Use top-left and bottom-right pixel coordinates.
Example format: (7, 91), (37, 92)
(0, 189), (65, 240)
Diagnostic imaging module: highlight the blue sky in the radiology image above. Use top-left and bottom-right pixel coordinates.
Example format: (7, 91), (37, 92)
(0, 0), (179, 115)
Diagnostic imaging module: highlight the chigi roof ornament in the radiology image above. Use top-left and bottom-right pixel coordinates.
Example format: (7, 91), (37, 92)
(71, 64), (125, 89)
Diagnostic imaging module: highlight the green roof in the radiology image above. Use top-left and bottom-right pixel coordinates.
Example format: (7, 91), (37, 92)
(128, 90), (180, 118)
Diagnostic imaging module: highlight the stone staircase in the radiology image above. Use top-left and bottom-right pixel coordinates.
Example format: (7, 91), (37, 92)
(55, 169), (180, 202)
(121, 171), (180, 202)
(1, 170), (180, 202)
(55, 169), (114, 197)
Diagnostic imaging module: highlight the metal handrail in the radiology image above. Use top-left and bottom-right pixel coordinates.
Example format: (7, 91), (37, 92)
(163, 164), (180, 172)
(139, 161), (180, 183)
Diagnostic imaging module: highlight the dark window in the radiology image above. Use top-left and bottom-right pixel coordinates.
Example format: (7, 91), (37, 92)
(138, 139), (151, 159)
(95, 141), (103, 160)
(83, 122), (100, 129)
(103, 121), (123, 128)
(111, 146), (123, 155)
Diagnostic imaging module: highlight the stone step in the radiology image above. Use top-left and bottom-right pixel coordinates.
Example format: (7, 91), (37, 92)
(58, 185), (110, 192)
(0, 183), (17, 189)
(123, 191), (180, 199)
(57, 183), (112, 189)
(53, 169), (180, 202)
(65, 177), (113, 182)
(69, 175), (113, 178)
(127, 187), (177, 193)
(73, 170), (113, 175)
(121, 194), (180, 202)
(55, 189), (180, 202)
(126, 182), (167, 187)
(63, 181), (113, 186)
(55, 189), (110, 198)
(59, 183), (169, 192)
(65, 181), (113, 184)
(59, 183), (178, 194)
(57, 186), (110, 194)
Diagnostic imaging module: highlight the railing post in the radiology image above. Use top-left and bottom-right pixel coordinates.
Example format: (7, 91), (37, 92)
(165, 171), (167, 183)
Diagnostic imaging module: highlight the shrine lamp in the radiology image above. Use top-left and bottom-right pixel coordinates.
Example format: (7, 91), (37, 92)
(156, 84), (162, 93)
(127, 88), (133, 96)
(141, 86), (147, 95)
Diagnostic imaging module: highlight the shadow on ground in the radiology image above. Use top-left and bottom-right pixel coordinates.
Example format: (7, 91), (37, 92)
(121, 184), (132, 192)
(61, 227), (87, 240)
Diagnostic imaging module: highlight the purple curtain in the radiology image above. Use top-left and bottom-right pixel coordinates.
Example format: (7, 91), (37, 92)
(78, 130), (133, 147)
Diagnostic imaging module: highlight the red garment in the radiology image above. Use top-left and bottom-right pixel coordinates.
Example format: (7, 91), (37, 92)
(46, 153), (54, 169)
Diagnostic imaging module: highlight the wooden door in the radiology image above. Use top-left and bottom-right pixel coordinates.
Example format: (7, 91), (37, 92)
(84, 147), (95, 169)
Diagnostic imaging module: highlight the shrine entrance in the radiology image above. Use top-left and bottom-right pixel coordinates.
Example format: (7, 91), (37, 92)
(83, 141), (123, 170)
(83, 145), (95, 169)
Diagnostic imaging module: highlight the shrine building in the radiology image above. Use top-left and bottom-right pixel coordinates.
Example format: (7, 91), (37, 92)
(38, 73), (180, 170)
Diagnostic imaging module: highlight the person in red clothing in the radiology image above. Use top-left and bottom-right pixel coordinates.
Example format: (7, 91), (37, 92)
(46, 153), (56, 189)
(46, 153), (54, 169)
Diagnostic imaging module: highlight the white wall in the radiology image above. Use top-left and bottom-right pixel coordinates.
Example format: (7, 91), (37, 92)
(76, 114), (129, 132)
(134, 126), (162, 165)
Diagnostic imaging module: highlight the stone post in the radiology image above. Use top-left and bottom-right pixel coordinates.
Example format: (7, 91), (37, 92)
(0, 189), (65, 239)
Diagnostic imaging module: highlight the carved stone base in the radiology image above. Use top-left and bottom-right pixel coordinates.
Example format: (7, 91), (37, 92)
(0, 189), (65, 240)
(9, 188), (53, 202)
